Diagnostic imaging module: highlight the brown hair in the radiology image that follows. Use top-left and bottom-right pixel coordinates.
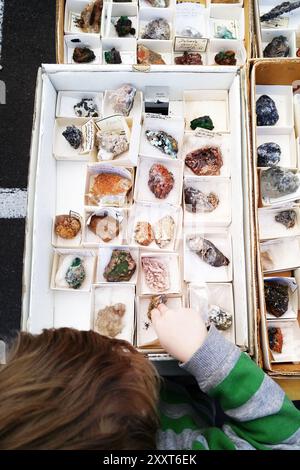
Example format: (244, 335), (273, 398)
(0, 328), (160, 450)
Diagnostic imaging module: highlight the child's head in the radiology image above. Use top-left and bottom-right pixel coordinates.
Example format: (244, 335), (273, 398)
(0, 328), (160, 450)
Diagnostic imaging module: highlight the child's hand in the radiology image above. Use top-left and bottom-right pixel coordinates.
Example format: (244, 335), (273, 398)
(151, 304), (208, 363)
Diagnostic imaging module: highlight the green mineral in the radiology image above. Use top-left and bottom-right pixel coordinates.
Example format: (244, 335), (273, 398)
(65, 257), (86, 289)
(190, 116), (214, 131)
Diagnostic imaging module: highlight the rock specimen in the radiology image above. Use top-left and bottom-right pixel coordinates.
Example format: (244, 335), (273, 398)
(137, 45), (166, 65)
(145, 130), (178, 158)
(91, 172), (132, 201)
(184, 186), (219, 213)
(187, 235), (230, 267)
(74, 98), (98, 118)
(147, 294), (168, 320)
(261, 250), (274, 271)
(115, 16), (135, 37)
(110, 84), (136, 116)
(216, 27), (234, 40)
(134, 221), (154, 246)
(297, 48), (300, 57)
(55, 214), (81, 239)
(263, 36), (289, 58)
(185, 146), (223, 176)
(256, 95), (279, 126)
(257, 142), (281, 167)
(261, 167), (300, 199)
(62, 125), (83, 149)
(95, 303), (126, 337)
(96, 132), (129, 160)
(141, 18), (170, 40)
(153, 215), (175, 248)
(103, 249), (136, 282)
(268, 327), (283, 353)
(190, 116), (214, 131)
(146, 0), (168, 6)
(65, 257), (86, 289)
(75, 0), (103, 33)
(175, 52), (203, 65)
(104, 48), (122, 64)
(260, 1), (300, 22)
(73, 47), (96, 63)
(180, 27), (202, 38)
(275, 209), (297, 229)
(89, 212), (121, 242)
(208, 305), (232, 330)
(142, 257), (170, 292)
(264, 281), (289, 317)
(148, 164), (175, 199)
(214, 51), (236, 65)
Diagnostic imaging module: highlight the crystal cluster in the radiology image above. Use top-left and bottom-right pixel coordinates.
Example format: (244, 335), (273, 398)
(264, 281), (289, 317)
(141, 18), (170, 40)
(145, 130), (178, 158)
(62, 125), (83, 149)
(208, 306), (232, 330)
(115, 16), (135, 37)
(74, 98), (98, 118)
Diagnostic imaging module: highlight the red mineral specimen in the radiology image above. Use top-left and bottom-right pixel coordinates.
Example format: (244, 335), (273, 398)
(148, 164), (175, 199)
(175, 52), (203, 65)
(185, 146), (223, 176)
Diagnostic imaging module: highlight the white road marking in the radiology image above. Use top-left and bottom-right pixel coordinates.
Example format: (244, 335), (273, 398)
(0, 188), (27, 218)
(0, 0), (4, 63)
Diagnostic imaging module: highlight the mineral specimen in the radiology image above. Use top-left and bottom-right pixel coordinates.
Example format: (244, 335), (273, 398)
(137, 45), (166, 65)
(115, 16), (135, 37)
(146, 0), (168, 6)
(74, 98), (98, 118)
(257, 142), (281, 167)
(65, 257), (86, 289)
(95, 303), (126, 338)
(268, 327), (283, 353)
(73, 47), (96, 63)
(261, 167), (300, 199)
(145, 130), (178, 158)
(187, 235), (230, 267)
(91, 173), (132, 200)
(153, 215), (175, 248)
(110, 84), (136, 116)
(55, 214), (81, 239)
(216, 27), (234, 40)
(214, 51), (236, 66)
(142, 18), (170, 40)
(180, 27), (202, 38)
(175, 52), (203, 65)
(263, 36), (289, 58)
(148, 164), (175, 199)
(184, 186), (219, 213)
(104, 48), (122, 64)
(260, 1), (300, 23)
(208, 305), (232, 330)
(297, 48), (300, 57)
(88, 212), (121, 242)
(264, 281), (289, 317)
(185, 146), (223, 176)
(96, 132), (129, 161)
(256, 95), (279, 126)
(75, 0), (103, 33)
(261, 250), (274, 271)
(275, 210), (297, 229)
(147, 294), (168, 320)
(190, 116), (214, 131)
(103, 249), (136, 282)
(62, 125), (83, 149)
(142, 257), (170, 292)
(134, 221), (154, 246)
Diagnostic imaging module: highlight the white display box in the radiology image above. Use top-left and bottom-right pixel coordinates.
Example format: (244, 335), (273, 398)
(207, 39), (247, 66)
(139, 8), (174, 40)
(56, 91), (103, 118)
(83, 207), (129, 246)
(65, 34), (102, 64)
(96, 245), (139, 284)
(267, 320), (300, 363)
(258, 207), (300, 240)
(134, 155), (183, 206)
(209, 6), (245, 41)
(260, 236), (300, 272)
(51, 248), (96, 291)
(175, 1), (209, 38)
(183, 89), (230, 133)
(102, 38), (137, 65)
(188, 282), (235, 343)
(103, 89), (143, 121)
(53, 117), (96, 161)
(184, 231), (233, 282)
(52, 212), (83, 248)
(137, 39), (174, 65)
(64, 0), (102, 35)
(182, 132), (231, 177)
(260, 167), (300, 207)
(264, 276), (298, 321)
(101, 2), (139, 38)
(91, 284), (135, 343)
(256, 127), (297, 169)
(139, 251), (181, 294)
(261, 29), (296, 58)
(128, 202), (182, 251)
(183, 176), (232, 227)
(140, 115), (184, 159)
(293, 94), (300, 139)
(255, 85), (294, 129)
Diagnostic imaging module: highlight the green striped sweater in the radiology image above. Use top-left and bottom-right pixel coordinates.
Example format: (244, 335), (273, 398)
(157, 326), (300, 450)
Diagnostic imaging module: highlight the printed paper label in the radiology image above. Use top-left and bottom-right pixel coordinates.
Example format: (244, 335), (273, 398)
(174, 37), (209, 52)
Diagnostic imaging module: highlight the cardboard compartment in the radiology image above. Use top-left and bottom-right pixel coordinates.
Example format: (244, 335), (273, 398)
(174, 1), (209, 39)
(258, 206), (300, 240)
(209, 6), (245, 40)
(56, 91), (103, 118)
(102, 38), (137, 65)
(53, 117), (96, 161)
(139, 7), (174, 40)
(101, 2), (138, 39)
(255, 85), (294, 128)
(207, 39), (247, 65)
(51, 248), (96, 291)
(139, 251), (181, 295)
(137, 39), (174, 65)
(261, 29), (296, 58)
(260, 236), (300, 272)
(256, 127), (297, 169)
(64, 34), (102, 64)
(64, 0), (102, 35)
(263, 275), (298, 321)
(103, 89), (143, 121)
(83, 207), (129, 247)
(140, 115), (184, 159)
(52, 211), (83, 247)
(267, 320), (300, 363)
(259, 167), (300, 207)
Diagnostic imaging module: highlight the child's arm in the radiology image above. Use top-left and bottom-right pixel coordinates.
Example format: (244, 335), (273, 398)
(152, 305), (300, 450)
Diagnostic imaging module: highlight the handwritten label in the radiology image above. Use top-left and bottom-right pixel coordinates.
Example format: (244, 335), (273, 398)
(145, 113), (171, 120)
(261, 17), (289, 29)
(174, 36), (209, 53)
(81, 119), (95, 154)
(194, 128), (223, 139)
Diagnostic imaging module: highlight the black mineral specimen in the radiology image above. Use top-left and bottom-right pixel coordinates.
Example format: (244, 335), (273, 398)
(260, 1), (300, 23)
(257, 142), (281, 167)
(115, 16), (136, 37)
(190, 116), (214, 131)
(265, 280), (289, 317)
(256, 95), (279, 126)
(73, 47), (96, 63)
(104, 48), (122, 64)
(62, 126), (83, 149)
(275, 209), (297, 229)
(263, 36), (289, 58)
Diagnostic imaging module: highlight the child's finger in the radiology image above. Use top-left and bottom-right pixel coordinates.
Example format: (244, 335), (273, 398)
(158, 304), (169, 314)
(151, 308), (161, 324)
